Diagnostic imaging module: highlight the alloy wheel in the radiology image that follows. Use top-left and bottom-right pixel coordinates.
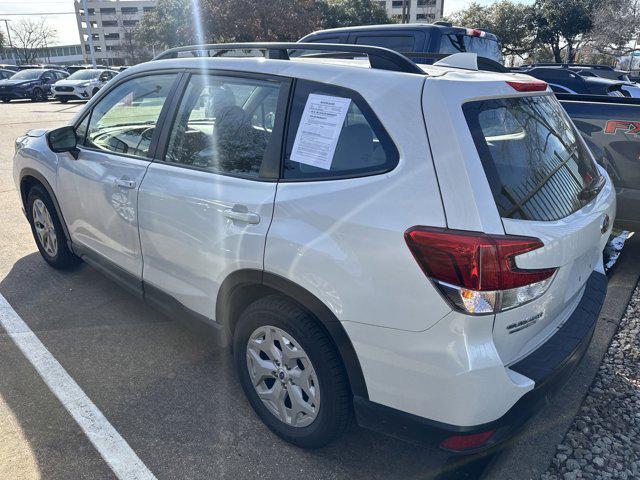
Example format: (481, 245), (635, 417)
(246, 325), (320, 427)
(32, 199), (58, 257)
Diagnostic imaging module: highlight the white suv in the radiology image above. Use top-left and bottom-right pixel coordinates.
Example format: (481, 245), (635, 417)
(52, 68), (118, 103)
(13, 43), (615, 452)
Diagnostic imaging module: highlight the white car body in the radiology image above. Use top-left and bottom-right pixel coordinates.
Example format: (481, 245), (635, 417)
(13, 48), (616, 452)
(51, 69), (117, 101)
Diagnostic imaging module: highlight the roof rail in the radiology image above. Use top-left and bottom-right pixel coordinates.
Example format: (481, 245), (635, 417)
(405, 52), (509, 73)
(153, 42), (424, 74)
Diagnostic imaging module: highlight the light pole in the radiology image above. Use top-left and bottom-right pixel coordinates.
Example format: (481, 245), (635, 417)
(81, 0), (97, 66)
(1, 19), (17, 65)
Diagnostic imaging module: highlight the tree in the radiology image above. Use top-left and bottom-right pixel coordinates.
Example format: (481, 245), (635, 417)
(202, 0), (324, 42)
(135, 0), (194, 50)
(584, 0), (640, 61)
(448, 1), (536, 61)
(10, 19), (57, 64)
(531, 0), (600, 63)
(319, 0), (392, 29)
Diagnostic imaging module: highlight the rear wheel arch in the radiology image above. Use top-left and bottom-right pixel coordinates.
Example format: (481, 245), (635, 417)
(217, 269), (369, 399)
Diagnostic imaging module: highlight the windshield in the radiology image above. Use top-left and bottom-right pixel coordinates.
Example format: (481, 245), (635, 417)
(10, 70), (43, 80)
(463, 95), (601, 221)
(68, 70), (101, 80)
(440, 34), (503, 63)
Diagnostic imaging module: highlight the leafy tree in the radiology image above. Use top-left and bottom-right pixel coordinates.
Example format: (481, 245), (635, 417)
(202, 0), (324, 42)
(135, 0), (194, 50)
(319, 0), (392, 29)
(448, 1), (535, 61)
(532, 0), (600, 63)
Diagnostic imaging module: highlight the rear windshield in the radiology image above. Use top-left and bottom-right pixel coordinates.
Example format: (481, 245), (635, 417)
(440, 34), (502, 63)
(463, 95), (601, 221)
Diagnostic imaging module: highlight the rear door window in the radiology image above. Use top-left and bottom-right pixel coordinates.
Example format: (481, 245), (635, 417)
(463, 95), (601, 221)
(353, 35), (416, 52)
(283, 80), (398, 180)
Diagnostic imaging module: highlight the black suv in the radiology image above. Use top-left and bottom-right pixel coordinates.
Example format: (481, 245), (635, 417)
(299, 22), (503, 64)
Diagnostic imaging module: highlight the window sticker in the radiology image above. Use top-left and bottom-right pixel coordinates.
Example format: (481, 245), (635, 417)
(290, 93), (351, 170)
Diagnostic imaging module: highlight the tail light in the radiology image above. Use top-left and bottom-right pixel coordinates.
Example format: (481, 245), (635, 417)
(466, 28), (486, 38)
(404, 227), (557, 314)
(507, 80), (548, 92)
(440, 430), (496, 452)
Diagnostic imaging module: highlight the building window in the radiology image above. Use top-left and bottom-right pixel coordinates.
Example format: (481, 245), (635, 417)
(143, 7), (154, 12)
(122, 20), (138, 27)
(100, 8), (116, 14)
(102, 20), (118, 27)
(416, 13), (435, 19)
(121, 7), (138, 14)
(105, 33), (120, 41)
(417, 0), (436, 6)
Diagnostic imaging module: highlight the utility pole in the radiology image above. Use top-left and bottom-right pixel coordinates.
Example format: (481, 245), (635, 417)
(1, 19), (16, 65)
(81, 0), (97, 66)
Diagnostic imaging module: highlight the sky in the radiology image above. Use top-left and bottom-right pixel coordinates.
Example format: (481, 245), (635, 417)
(0, 0), (534, 46)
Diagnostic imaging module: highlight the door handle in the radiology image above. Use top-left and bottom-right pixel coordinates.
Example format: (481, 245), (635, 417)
(223, 207), (260, 224)
(115, 178), (136, 189)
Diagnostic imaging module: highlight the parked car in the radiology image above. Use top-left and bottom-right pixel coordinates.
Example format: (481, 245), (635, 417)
(65, 64), (110, 75)
(16, 63), (64, 71)
(0, 69), (68, 102)
(527, 63), (632, 82)
(14, 43), (614, 453)
(0, 64), (19, 72)
(299, 21), (504, 64)
(512, 66), (632, 97)
(52, 68), (118, 103)
(0, 69), (15, 80)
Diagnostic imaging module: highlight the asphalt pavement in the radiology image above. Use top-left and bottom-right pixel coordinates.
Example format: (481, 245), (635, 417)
(0, 100), (454, 480)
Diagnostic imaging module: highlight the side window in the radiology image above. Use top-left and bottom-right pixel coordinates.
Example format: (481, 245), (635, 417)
(84, 73), (176, 158)
(164, 73), (286, 178)
(354, 35), (415, 52)
(283, 80), (398, 180)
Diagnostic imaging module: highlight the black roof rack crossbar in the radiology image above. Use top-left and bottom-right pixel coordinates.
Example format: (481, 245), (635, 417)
(153, 42), (424, 74)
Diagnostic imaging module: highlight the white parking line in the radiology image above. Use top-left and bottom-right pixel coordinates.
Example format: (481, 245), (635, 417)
(0, 293), (157, 480)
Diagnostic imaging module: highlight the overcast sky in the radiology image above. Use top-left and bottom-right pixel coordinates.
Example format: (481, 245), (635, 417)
(0, 0), (534, 46)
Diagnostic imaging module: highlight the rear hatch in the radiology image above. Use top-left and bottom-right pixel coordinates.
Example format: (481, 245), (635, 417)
(463, 93), (615, 364)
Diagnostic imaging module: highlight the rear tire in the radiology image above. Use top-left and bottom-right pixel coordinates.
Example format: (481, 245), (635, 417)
(26, 185), (80, 269)
(1, 97), (10, 103)
(234, 295), (352, 448)
(31, 88), (45, 102)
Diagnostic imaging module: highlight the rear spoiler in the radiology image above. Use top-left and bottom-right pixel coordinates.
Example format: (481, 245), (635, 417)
(404, 52), (509, 73)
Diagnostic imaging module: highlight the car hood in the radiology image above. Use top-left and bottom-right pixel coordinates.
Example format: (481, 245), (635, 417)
(26, 128), (48, 137)
(55, 79), (94, 87)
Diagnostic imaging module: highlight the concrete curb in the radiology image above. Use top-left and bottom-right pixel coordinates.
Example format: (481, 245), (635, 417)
(481, 234), (640, 480)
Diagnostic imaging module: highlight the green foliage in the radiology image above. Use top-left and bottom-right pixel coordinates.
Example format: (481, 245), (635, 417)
(447, 1), (535, 58)
(135, 0), (194, 49)
(320, 0), (392, 29)
(135, 0), (392, 48)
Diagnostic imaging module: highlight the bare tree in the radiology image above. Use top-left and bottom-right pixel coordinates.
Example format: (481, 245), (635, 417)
(114, 14), (151, 65)
(581, 0), (640, 63)
(10, 18), (57, 64)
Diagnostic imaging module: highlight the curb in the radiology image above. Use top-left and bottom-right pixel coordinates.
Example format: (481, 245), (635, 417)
(480, 234), (640, 480)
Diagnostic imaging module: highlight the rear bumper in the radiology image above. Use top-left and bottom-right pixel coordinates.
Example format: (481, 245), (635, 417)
(354, 271), (608, 453)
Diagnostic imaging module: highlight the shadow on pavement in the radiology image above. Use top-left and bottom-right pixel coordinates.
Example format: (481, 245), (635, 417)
(0, 252), (483, 480)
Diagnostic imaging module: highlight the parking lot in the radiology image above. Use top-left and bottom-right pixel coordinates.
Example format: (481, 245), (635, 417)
(0, 100), (466, 480)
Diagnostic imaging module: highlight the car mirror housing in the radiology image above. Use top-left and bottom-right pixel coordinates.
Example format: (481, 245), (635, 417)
(47, 126), (79, 158)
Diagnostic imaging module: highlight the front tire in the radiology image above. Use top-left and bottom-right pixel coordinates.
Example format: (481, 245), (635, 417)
(234, 295), (352, 448)
(58, 97), (69, 104)
(26, 185), (80, 269)
(1, 97), (10, 103)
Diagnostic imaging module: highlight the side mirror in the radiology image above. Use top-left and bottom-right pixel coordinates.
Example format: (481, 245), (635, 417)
(47, 126), (79, 158)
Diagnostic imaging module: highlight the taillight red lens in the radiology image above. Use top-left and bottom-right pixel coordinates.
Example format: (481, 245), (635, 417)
(404, 227), (556, 291)
(506, 80), (548, 92)
(440, 430), (495, 451)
